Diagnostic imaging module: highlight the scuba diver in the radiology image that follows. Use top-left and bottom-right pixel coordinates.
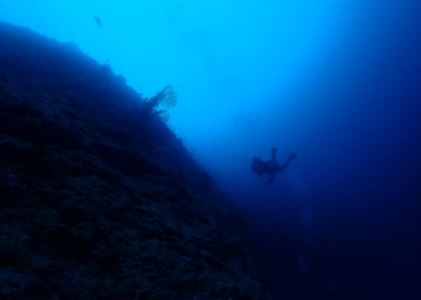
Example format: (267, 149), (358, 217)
(252, 148), (296, 182)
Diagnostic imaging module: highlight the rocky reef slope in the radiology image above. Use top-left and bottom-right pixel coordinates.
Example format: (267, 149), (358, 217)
(0, 22), (267, 299)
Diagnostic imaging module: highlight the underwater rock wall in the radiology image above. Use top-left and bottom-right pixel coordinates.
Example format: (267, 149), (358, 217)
(0, 22), (268, 299)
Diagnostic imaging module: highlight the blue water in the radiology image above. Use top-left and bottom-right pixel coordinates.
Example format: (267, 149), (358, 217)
(1, 1), (420, 299)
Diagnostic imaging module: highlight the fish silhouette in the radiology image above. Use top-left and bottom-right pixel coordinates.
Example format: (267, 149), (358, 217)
(93, 16), (103, 27)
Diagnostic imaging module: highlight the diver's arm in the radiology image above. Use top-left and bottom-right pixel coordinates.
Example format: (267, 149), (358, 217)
(277, 153), (297, 171)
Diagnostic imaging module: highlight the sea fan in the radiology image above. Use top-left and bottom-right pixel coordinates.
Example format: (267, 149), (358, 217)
(141, 85), (177, 121)
(147, 85), (177, 108)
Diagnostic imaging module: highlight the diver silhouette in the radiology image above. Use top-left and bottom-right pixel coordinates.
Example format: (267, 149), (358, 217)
(252, 148), (296, 182)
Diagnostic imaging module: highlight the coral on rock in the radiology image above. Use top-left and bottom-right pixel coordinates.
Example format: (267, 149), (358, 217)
(0, 22), (268, 300)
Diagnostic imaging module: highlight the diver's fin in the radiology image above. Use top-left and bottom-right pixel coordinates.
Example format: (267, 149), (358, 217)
(271, 147), (278, 161)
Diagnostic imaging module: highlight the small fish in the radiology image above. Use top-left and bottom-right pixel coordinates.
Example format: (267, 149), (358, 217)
(93, 16), (103, 27)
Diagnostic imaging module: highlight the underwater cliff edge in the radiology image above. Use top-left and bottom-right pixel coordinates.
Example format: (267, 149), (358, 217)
(0, 22), (268, 299)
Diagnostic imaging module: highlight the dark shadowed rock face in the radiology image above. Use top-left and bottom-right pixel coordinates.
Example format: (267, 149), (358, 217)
(0, 22), (268, 300)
